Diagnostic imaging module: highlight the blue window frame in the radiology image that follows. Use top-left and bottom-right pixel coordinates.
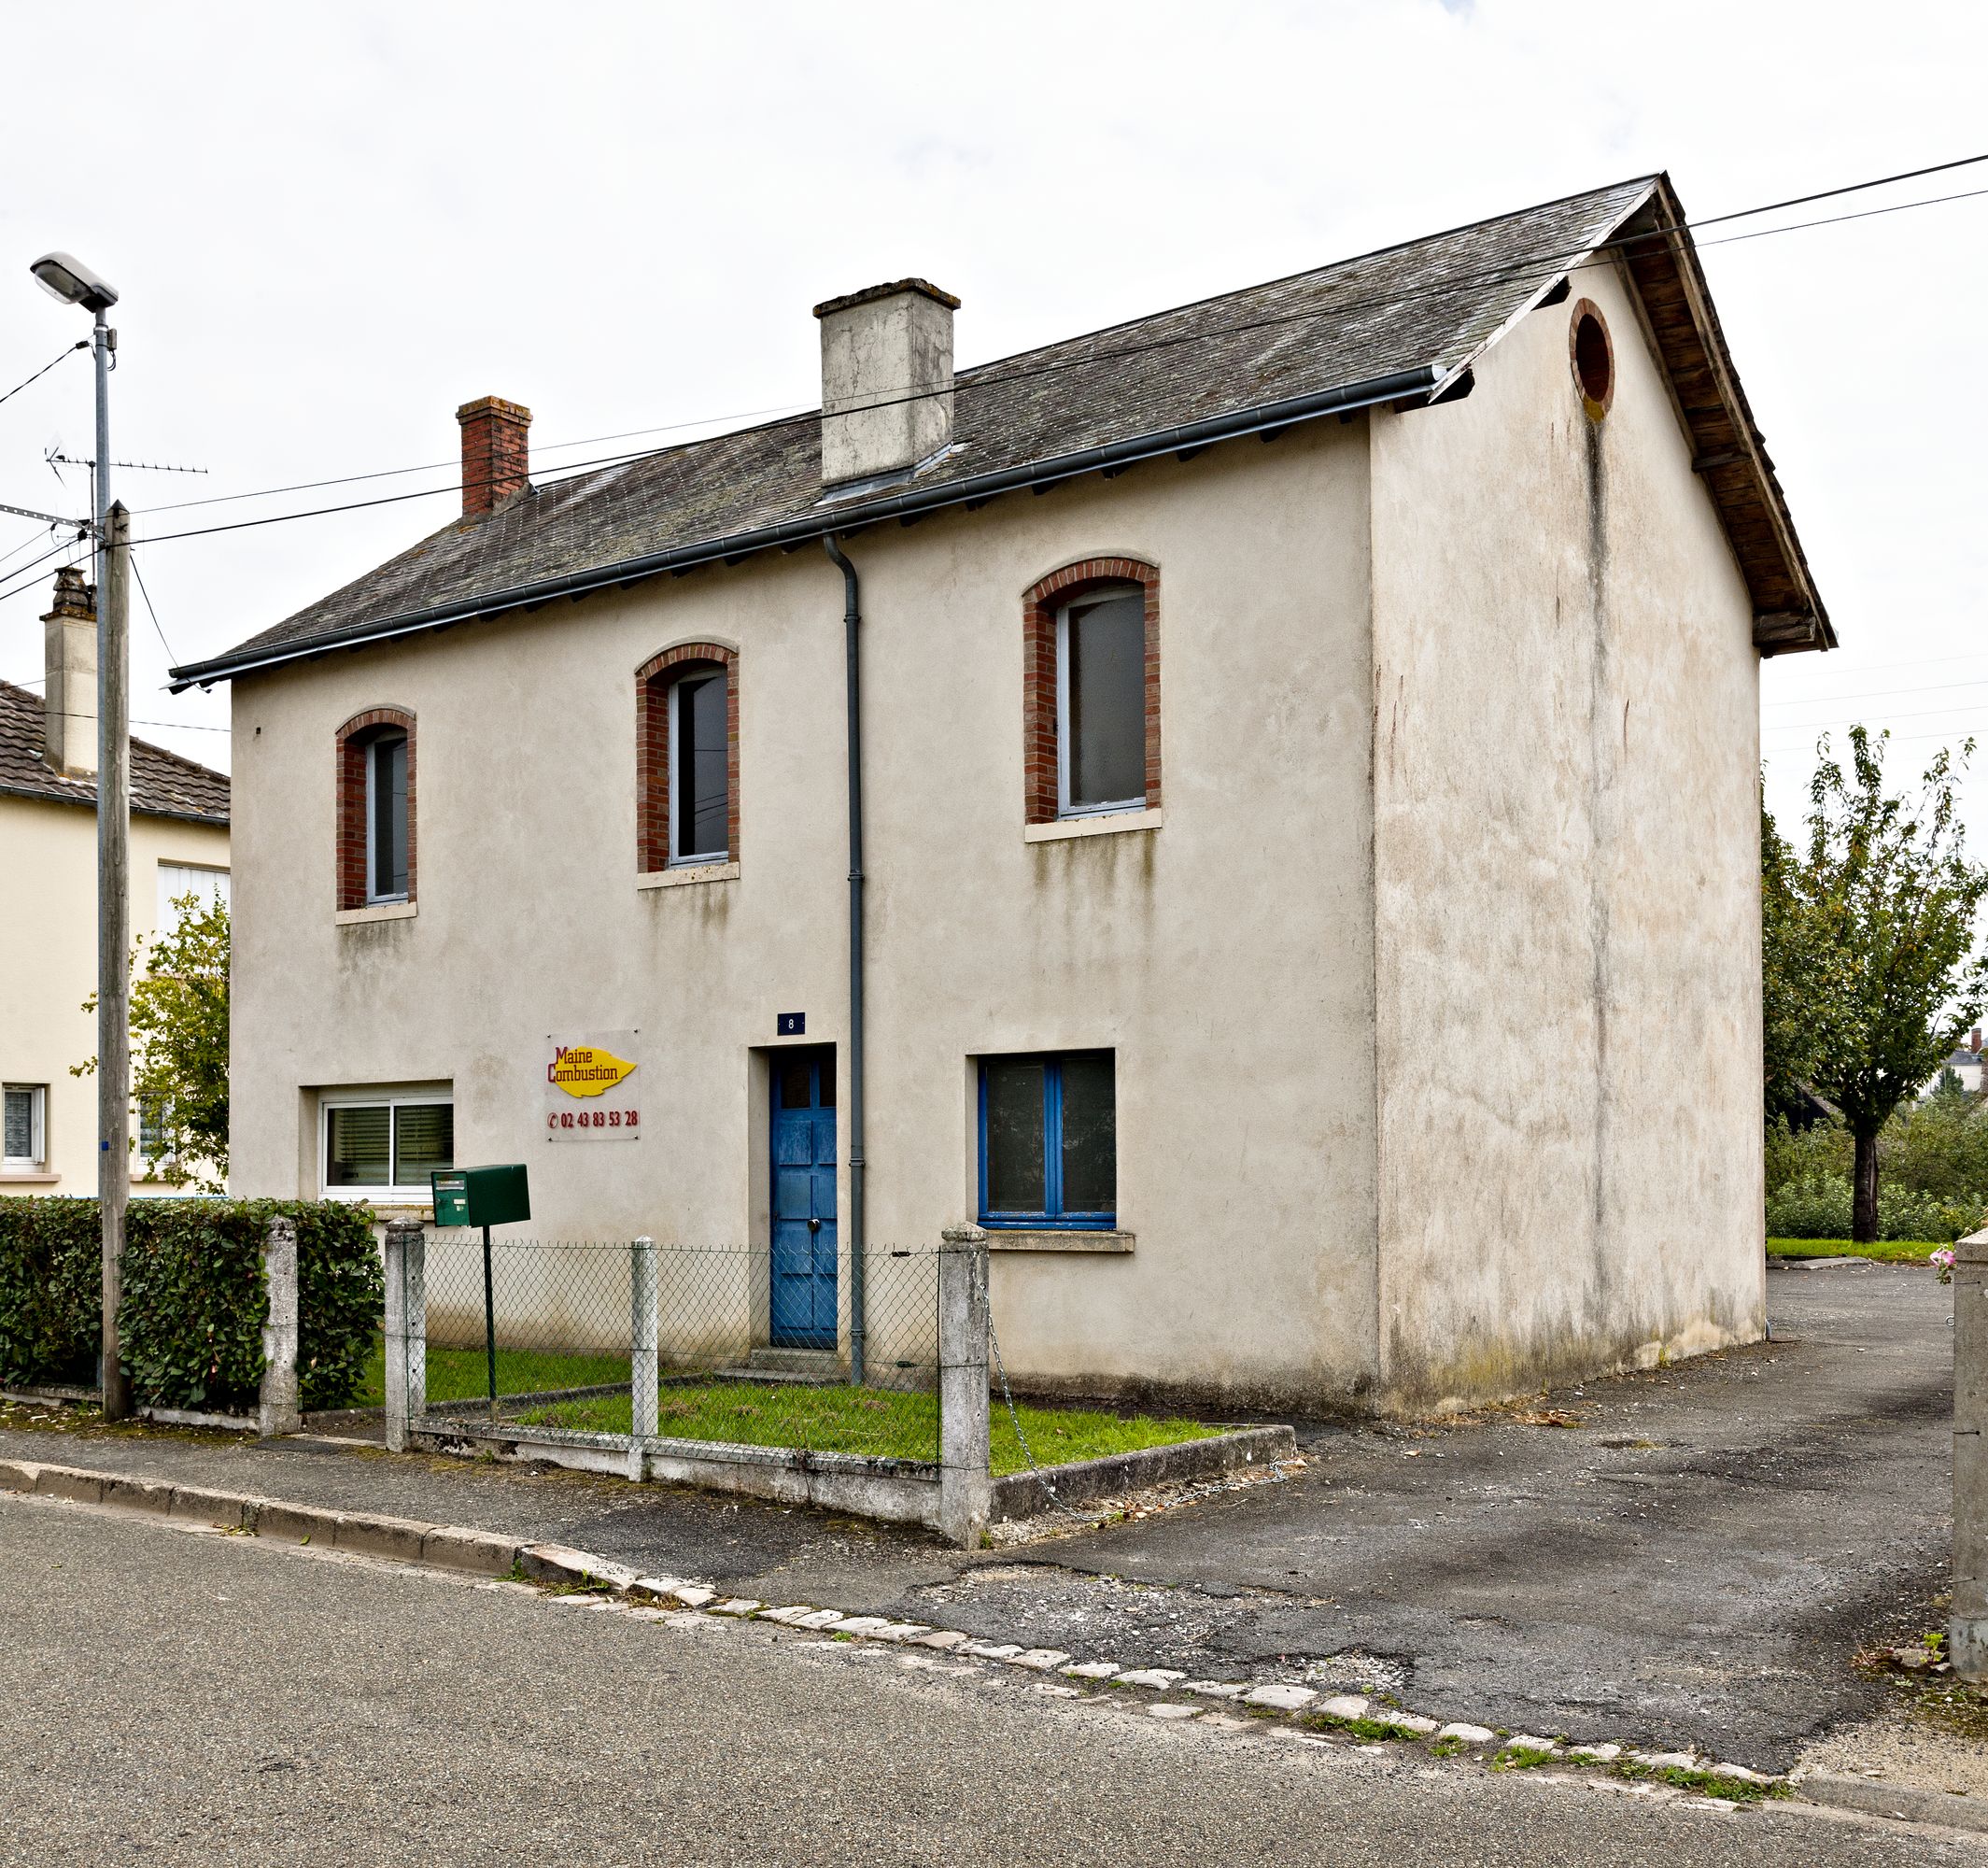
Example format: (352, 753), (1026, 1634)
(978, 1051), (1116, 1229)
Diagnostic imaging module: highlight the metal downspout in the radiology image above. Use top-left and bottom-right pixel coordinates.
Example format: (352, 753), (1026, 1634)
(824, 535), (866, 1384)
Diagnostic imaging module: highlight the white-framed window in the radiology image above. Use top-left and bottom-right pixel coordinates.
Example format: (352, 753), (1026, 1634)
(1056, 584), (1147, 817)
(137, 1097), (178, 1177)
(3, 1084), (48, 1170)
(366, 731), (411, 904)
(157, 862), (231, 927)
(669, 668), (729, 864)
(319, 1086), (453, 1202)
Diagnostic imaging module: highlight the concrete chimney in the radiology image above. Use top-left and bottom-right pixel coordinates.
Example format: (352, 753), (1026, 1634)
(41, 565), (96, 778)
(456, 395), (531, 517)
(813, 279), (959, 487)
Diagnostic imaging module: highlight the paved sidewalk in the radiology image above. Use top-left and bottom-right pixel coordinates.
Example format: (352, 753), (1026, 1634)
(0, 1256), (1953, 1770)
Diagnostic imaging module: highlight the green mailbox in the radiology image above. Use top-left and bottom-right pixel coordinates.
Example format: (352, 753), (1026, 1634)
(430, 1164), (530, 1228)
(431, 1166), (531, 1418)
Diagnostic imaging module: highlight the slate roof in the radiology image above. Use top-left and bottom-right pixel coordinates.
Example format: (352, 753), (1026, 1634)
(0, 679), (230, 824)
(173, 173), (1828, 687)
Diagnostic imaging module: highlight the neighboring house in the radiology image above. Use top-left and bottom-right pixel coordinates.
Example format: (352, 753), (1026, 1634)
(173, 174), (1831, 1412)
(1, 569), (231, 1195)
(1925, 1028), (1984, 1097)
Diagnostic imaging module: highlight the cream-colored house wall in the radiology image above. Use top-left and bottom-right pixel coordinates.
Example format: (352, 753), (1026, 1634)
(1368, 262), (1765, 1408)
(0, 793), (230, 1196)
(230, 420), (1382, 1409)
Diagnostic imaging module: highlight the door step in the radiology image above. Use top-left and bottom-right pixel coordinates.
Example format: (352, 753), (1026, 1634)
(714, 1348), (845, 1386)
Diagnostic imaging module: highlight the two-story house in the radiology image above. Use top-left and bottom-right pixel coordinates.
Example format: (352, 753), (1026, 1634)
(4, 569), (231, 1195)
(173, 175), (1830, 1412)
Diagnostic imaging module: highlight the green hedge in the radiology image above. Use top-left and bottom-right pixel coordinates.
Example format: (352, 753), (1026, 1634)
(1764, 1174), (1984, 1244)
(0, 1198), (382, 1413)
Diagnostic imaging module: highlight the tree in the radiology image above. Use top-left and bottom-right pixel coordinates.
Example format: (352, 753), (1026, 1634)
(1763, 727), (1988, 1240)
(75, 890), (230, 1192)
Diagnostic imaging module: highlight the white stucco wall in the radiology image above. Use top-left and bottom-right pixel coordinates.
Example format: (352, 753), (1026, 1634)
(230, 420), (1383, 1408)
(1367, 262), (1767, 1408)
(0, 794), (230, 1196)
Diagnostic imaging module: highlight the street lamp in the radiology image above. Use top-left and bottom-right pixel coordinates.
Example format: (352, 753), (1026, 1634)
(30, 248), (132, 1420)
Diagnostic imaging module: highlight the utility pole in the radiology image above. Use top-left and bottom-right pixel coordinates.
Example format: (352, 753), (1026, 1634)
(31, 253), (128, 1420)
(99, 501), (131, 1421)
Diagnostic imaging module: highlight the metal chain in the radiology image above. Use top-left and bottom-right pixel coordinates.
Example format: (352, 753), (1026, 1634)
(984, 1303), (1090, 1520)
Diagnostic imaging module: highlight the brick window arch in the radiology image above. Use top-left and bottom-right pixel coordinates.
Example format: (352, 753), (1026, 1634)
(1022, 558), (1160, 826)
(336, 706), (416, 911)
(638, 644), (740, 873)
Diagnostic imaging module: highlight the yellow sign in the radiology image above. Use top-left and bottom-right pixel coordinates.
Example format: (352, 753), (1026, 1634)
(546, 1044), (638, 1099)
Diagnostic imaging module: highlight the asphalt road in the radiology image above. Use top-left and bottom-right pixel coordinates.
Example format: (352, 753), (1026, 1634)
(0, 1496), (1961, 1868)
(0, 1256), (1952, 1772)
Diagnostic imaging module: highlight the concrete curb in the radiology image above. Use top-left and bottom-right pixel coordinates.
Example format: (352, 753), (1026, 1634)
(0, 1457), (523, 1578)
(990, 1424), (1297, 1518)
(1793, 1771), (1988, 1833)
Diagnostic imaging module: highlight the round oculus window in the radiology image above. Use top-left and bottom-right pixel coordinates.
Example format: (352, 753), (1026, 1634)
(1570, 300), (1614, 418)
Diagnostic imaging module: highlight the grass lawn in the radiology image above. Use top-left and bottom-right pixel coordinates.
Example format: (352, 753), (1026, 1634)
(1767, 1237), (1949, 1265)
(521, 1380), (1220, 1475)
(355, 1340), (629, 1408)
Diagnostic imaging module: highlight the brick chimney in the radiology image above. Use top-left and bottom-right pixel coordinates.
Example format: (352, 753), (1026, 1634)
(455, 395), (531, 517)
(813, 279), (959, 487)
(41, 565), (96, 777)
(1972, 1026), (1981, 1056)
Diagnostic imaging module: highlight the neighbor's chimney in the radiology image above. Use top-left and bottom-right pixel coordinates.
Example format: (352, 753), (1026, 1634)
(41, 565), (96, 778)
(455, 395), (531, 517)
(1973, 1027), (1981, 1055)
(812, 279), (959, 487)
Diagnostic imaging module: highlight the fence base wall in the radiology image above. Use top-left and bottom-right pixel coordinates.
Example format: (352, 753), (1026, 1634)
(407, 1418), (945, 1528)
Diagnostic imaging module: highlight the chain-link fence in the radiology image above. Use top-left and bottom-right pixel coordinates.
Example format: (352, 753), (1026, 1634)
(416, 1238), (941, 1465)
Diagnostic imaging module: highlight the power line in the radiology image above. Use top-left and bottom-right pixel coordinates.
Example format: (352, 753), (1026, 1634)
(0, 341), (86, 412)
(1766, 676), (1988, 710)
(95, 149), (1988, 545)
(127, 176), (1988, 558)
(1764, 699), (1988, 734)
(134, 400), (811, 517)
(129, 550), (178, 664)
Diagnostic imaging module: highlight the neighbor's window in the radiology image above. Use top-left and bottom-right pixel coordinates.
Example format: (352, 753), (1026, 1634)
(367, 730), (410, 902)
(156, 862), (230, 927)
(321, 1092), (454, 1201)
(3, 1083), (47, 1170)
(670, 667), (729, 864)
(137, 1097), (177, 1177)
(979, 1051), (1116, 1227)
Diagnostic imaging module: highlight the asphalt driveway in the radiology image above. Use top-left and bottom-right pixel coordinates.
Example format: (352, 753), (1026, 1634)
(0, 1255), (1952, 1770)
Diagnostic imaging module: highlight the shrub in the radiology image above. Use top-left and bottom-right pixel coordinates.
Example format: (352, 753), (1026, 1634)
(289, 1201), (384, 1410)
(1765, 1174), (1983, 1244)
(1764, 1116), (1853, 1198)
(0, 1197), (382, 1412)
(120, 1202), (268, 1410)
(0, 1198), (101, 1387)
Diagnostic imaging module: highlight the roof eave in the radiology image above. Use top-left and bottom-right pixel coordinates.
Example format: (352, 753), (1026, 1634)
(169, 364), (1441, 691)
(1614, 177), (1835, 656)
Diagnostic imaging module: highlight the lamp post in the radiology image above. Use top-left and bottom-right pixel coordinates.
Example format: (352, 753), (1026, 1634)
(30, 249), (132, 1421)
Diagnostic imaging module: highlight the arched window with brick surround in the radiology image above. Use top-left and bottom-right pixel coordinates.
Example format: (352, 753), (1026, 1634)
(638, 644), (740, 873)
(336, 707), (416, 910)
(1022, 558), (1160, 825)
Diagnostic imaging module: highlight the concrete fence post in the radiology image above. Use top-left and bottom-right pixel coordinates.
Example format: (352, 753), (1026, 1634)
(630, 1236), (657, 1481)
(938, 1225), (993, 1550)
(258, 1214), (302, 1438)
(1953, 1229), (1988, 1679)
(383, 1218), (427, 1454)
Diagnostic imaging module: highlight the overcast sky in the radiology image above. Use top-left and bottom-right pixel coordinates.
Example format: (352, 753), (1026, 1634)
(1, 0), (1981, 845)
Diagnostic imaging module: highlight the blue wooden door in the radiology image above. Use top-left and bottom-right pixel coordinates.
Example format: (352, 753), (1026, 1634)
(771, 1048), (838, 1348)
